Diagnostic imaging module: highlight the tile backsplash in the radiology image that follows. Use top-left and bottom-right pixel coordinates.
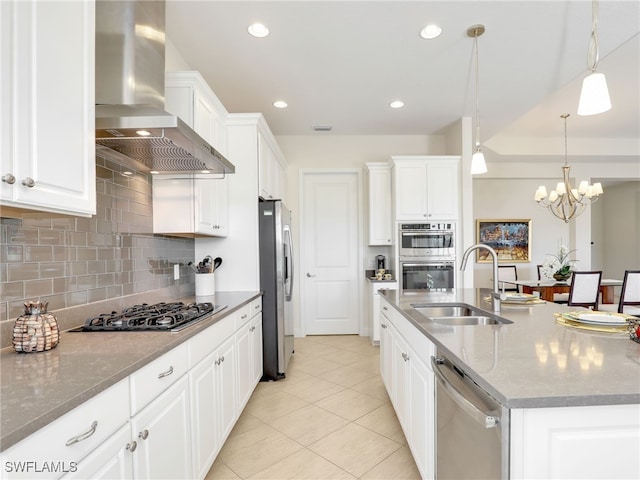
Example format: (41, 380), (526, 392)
(0, 157), (196, 346)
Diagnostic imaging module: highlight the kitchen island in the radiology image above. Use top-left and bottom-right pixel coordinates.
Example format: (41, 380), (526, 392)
(380, 288), (640, 479)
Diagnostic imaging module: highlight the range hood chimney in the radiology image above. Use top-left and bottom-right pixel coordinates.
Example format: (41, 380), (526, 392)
(95, 0), (234, 175)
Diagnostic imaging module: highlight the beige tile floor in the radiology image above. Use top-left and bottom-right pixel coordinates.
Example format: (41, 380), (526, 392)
(205, 335), (421, 479)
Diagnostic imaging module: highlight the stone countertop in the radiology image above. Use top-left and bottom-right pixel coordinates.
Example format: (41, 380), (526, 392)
(0, 291), (261, 452)
(381, 288), (640, 409)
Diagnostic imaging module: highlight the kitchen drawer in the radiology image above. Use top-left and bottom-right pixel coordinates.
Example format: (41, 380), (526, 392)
(129, 342), (189, 416)
(250, 297), (262, 317)
(189, 313), (235, 368)
(234, 303), (253, 330)
(1, 379), (130, 480)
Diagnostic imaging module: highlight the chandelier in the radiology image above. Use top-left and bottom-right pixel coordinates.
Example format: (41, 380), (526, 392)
(534, 114), (603, 223)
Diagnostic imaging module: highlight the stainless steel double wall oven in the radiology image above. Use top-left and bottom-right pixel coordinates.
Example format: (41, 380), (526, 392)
(398, 222), (456, 292)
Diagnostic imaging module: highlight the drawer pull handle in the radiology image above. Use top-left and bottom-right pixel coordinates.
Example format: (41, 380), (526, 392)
(138, 429), (149, 440)
(66, 421), (98, 446)
(2, 174), (16, 184)
(158, 366), (174, 379)
(22, 177), (35, 188)
(127, 441), (137, 452)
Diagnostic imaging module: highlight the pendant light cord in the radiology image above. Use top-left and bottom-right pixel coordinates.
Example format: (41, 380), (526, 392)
(562, 113), (569, 167)
(587, 0), (600, 72)
(474, 34), (481, 148)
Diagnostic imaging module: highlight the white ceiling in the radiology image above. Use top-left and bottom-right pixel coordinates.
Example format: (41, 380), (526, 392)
(165, 1), (640, 160)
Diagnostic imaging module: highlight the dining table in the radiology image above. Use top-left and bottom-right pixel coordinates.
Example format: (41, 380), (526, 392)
(504, 278), (623, 303)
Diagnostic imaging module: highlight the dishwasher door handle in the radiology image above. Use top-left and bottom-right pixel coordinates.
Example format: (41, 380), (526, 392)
(431, 356), (499, 429)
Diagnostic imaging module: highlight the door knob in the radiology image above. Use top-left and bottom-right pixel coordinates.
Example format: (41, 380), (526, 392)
(306, 273), (316, 278)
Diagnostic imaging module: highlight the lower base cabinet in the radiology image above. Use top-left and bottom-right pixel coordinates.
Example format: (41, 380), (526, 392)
(2, 297), (263, 480)
(131, 375), (192, 479)
(379, 296), (435, 480)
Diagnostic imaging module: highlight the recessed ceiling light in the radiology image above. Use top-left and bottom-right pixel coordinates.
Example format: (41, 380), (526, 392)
(248, 23), (269, 38)
(273, 100), (288, 109)
(390, 100), (405, 109)
(420, 24), (442, 39)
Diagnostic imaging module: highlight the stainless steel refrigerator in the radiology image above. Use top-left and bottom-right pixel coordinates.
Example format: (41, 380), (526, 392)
(259, 200), (294, 380)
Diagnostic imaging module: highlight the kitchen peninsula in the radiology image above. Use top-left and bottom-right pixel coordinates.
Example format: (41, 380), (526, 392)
(380, 288), (640, 479)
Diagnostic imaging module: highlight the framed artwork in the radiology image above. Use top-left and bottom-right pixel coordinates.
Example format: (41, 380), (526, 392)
(475, 219), (532, 263)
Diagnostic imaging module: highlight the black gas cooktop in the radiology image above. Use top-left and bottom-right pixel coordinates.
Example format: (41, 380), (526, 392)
(71, 302), (227, 333)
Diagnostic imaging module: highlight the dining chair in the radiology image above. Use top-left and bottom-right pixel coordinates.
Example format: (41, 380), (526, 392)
(599, 270), (640, 315)
(498, 265), (519, 292)
(567, 271), (602, 310)
(538, 264), (569, 303)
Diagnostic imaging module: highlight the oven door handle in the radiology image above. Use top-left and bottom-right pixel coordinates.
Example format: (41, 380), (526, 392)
(402, 263), (453, 267)
(431, 356), (499, 429)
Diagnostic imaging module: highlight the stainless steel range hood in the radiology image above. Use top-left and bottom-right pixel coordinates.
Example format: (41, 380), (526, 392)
(95, 0), (234, 175)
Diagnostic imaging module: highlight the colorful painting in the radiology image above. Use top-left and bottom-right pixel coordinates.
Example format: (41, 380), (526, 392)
(476, 219), (531, 263)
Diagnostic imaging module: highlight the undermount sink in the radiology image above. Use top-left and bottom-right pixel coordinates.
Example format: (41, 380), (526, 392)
(411, 303), (513, 326)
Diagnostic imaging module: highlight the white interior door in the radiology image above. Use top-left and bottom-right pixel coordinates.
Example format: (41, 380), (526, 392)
(302, 171), (360, 334)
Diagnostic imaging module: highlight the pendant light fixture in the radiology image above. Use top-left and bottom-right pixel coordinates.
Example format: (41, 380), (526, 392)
(534, 114), (603, 223)
(577, 0), (611, 116)
(468, 24), (487, 175)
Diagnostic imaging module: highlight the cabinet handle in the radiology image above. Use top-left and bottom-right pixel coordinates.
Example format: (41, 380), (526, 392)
(126, 441), (137, 452)
(220, 355), (225, 363)
(241, 314), (248, 319)
(306, 273), (316, 278)
(254, 304), (260, 310)
(382, 306), (388, 311)
(157, 365), (174, 379)
(138, 429), (149, 440)
(65, 421), (98, 446)
(214, 358), (220, 366)
(381, 323), (387, 329)
(2, 174), (15, 184)
(402, 352), (410, 362)
(22, 177), (35, 188)
(249, 326), (255, 332)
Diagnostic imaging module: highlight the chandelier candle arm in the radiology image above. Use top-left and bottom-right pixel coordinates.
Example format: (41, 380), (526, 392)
(534, 114), (604, 223)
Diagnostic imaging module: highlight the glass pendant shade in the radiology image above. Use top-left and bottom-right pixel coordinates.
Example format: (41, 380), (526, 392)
(470, 148), (487, 175)
(577, 72), (611, 116)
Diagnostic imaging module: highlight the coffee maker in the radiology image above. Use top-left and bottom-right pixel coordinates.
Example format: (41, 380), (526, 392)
(376, 255), (386, 271)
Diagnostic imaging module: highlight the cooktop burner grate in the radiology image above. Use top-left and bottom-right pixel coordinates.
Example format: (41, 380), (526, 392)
(76, 302), (226, 332)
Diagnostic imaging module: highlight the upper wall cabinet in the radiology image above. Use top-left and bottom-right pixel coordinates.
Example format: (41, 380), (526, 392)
(391, 156), (460, 221)
(155, 72), (230, 237)
(365, 163), (392, 245)
(258, 131), (286, 201)
(0, 1), (96, 217)
(165, 71), (228, 156)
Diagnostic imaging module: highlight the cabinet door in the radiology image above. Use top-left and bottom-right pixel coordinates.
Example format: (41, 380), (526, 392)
(131, 376), (192, 480)
(426, 161), (459, 220)
(390, 322), (410, 429)
(61, 424), (134, 480)
(189, 353), (218, 479)
(258, 132), (275, 200)
(394, 163), (428, 220)
(367, 165), (392, 245)
(408, 346), (435, 480)
(1, 0), (95, 216)
(236, 321), (253, 410)
(215, 336), (237, 444)
(379, 303), (392, 392)
(251, 314), (264, 385)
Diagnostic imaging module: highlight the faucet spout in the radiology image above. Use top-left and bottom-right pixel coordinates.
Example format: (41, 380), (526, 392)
(460, 243), (503, 313)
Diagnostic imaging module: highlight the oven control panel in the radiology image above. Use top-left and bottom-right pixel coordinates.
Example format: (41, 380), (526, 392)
(400, 222), (454, 231)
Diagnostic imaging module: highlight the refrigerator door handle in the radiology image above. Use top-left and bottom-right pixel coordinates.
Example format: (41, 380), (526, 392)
(284, 225), (294, 301)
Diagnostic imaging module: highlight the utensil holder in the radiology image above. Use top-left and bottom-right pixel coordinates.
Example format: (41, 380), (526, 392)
(195, 273), (215, 297)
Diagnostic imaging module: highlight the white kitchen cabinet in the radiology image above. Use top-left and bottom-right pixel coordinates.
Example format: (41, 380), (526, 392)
(189, 334), (237, 479)
(165, 71), (228, 155)
(0, 379), (130, 480)
(236, 299), (263, 410)
(0, 0), (95, 217)
(130, 375), (192, 479)
(510, 404), (640, 479)
(391, 156), (460, 221)
(379, 295), (435, 480)
(152, 174), (228, 237)
(365, 163), (393, 245)
(369, 281), (398, 345)
(61, 424), (134, 480)
(258, 131), (286, 201)
(154, 71), (230, 237)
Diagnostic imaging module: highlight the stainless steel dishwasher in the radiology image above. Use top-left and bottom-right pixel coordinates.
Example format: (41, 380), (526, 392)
(431, 353), (509, 479)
